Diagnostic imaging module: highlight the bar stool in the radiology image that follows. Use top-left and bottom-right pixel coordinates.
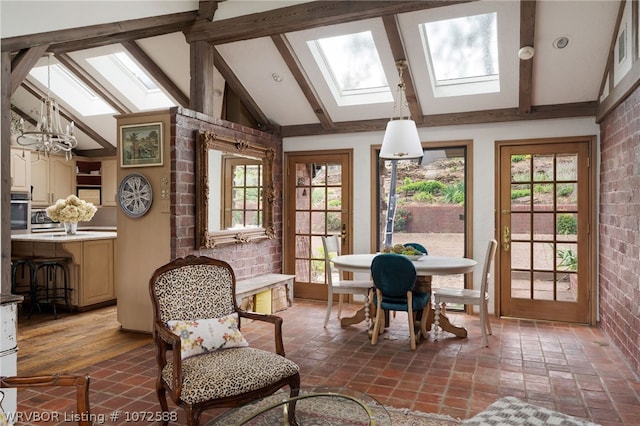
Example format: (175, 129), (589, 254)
(31, 256), (73, 319)
(11, 256), (39, 316)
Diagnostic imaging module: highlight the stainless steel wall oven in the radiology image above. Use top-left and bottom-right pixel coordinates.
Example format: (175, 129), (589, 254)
(10, 192), (30, 233)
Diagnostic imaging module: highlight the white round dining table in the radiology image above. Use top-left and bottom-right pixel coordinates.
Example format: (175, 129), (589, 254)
(332, 253), (477, 276)
(331, 253), (477, 338)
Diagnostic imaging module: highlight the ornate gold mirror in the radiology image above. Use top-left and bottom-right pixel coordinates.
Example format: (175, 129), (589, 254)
(195, 130), (275, 248)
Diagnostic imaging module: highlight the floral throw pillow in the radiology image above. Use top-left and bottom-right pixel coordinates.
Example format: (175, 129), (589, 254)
(166, 313), (248, 359)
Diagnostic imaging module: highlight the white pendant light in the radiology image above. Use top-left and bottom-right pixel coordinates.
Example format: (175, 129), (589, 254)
(379, 60), (423, 160)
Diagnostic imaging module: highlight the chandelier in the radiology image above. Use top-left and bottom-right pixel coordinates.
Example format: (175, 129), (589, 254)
(379, 59), (423, 160)
(16, 52), (77, 160)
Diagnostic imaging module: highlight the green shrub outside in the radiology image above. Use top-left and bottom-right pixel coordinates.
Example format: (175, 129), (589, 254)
(398, 180), (445, 195)
(557, 214), (577, 235)
(443, 182), (465, 204)
(511, 189), (530, 199)
(394, 207), (410, 232)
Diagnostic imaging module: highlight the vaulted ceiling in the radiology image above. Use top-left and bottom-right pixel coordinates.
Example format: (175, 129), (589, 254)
(2, 1), (620, 157)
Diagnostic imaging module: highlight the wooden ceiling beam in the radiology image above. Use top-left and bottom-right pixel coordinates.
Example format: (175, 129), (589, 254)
(21, 80), (116, 155)
(121, 41), (189, 108)
(2, 12), (198, 53)
(382, 14), (423, 124)
(281, 101), (598, 137)
(186, 1), (473, 45)
(10, 46), (49, 95)
(197, 1), (222, 21)
(518, 0), (536, 115)
(55, 53), (131, 115)
(271, 34), (334, 130)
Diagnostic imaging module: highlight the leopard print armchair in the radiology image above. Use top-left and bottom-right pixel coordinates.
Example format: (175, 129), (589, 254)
(149, 255), (300, 426)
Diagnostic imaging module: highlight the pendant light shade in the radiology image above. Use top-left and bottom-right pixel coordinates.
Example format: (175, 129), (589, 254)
(380, 119), (423, 159)
(379, 60), (423, 160)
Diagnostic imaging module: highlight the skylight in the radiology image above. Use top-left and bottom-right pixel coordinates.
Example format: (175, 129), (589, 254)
(29, 64), (116, 116)
(113, 52), (158, 91)
(421, 12), (499, 97)
(87, 50), (176, 111)
(308, 31), (392, 106)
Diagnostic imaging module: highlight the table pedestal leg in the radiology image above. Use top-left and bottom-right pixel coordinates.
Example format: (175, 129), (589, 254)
(340, 306), (367, 328)
(415, 277), (468, 339)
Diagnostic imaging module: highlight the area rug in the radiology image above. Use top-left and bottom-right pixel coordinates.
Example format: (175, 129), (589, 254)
(208, 391), (461, 425)
(462, 396), (600, 426)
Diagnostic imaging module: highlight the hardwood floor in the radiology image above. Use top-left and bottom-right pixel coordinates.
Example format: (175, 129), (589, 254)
(16, 305), (151, 376)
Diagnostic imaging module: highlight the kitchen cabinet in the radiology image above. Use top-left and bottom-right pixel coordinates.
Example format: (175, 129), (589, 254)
(100, 159), (117, 207)
(10, 148), (30, 193)
(31, 155), (75, 207)
(11, 232), (117, 310)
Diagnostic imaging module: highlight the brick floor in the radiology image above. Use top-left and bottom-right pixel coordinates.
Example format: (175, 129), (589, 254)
(13, 299), (640, 425)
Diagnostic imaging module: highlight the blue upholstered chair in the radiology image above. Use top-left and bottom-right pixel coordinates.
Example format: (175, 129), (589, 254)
(370, 254), (431, 351)
(403, 242), (428, 255)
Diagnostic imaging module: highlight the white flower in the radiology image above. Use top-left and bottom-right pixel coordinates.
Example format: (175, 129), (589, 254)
(46, 195), (97, 223)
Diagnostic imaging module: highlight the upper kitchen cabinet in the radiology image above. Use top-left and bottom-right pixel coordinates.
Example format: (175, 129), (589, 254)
(31, 155), (75, 207)
(10, 148), (31, 193)
(100, 159), (117, 207)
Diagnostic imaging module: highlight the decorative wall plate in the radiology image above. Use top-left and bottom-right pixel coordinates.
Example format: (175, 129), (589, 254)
(118, 173), (153, 218)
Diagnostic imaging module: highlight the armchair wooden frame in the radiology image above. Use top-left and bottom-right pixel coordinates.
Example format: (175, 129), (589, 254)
(0, 374), (91, 426)
(150, 255), (300, 426)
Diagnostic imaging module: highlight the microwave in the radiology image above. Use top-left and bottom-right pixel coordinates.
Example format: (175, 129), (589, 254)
(10, 192), (30, 233)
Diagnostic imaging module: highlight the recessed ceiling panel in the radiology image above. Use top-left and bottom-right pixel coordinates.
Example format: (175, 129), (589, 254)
(135, 33), (191, 101)
(532, 1), (618, 105)
(216, 37), (320, 126)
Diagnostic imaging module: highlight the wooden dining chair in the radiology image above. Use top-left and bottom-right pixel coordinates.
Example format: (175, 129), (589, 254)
(0, 374), (91, 426)
(433, 239), (498, 346)
(321, 235), (374, 329)
(149, 255), (300, 426)
(370, 253), (431, 351)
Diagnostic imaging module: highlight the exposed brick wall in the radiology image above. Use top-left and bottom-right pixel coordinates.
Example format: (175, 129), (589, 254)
(170, 108), (284, 280)
(599, 85), (640, 375)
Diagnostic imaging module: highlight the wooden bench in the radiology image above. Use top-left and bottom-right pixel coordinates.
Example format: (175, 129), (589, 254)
(235, 274), (295, 312)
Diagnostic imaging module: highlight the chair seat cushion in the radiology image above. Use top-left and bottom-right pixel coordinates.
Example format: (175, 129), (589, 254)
(334, 280), (373, 291)
(162, 347), (300, 404)
(379, 292), (430, 311)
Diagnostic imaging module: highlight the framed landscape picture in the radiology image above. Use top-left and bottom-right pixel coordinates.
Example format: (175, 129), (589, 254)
(120, 122), (163, 167)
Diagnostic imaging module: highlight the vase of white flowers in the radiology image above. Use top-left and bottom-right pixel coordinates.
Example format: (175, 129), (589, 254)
(46, 195), (97, 235)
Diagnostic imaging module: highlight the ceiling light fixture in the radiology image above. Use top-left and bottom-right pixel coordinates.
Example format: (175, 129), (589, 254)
(17, 52), (77, 160)
(271, 72), (284, 83)
(553, 36), (569, 49)
(379, 60), (423, 247)
(518, 46), (535, 60)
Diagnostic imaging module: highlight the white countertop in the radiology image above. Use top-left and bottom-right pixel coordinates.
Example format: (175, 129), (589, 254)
(11, 231), (117, 242)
